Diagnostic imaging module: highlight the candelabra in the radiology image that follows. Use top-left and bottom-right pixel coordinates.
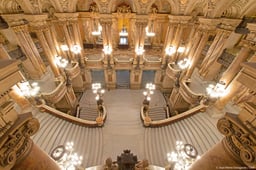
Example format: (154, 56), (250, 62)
(143, 83), (155, 105)
(92, 83), (105, 105)
(167, 141), (200, 170)
(51, 142), (83, 170)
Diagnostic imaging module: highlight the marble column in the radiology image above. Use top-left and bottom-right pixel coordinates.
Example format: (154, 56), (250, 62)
(13, 25), (46, 79)
(199, 29), (229, 80)
(12, 141), (60, 170)
(191, 102), (256, 170)
(0, 44), (11, 59)
(35, 29), (60, 77)
(185, 30), (209, 78)
(220, 42), (252, 86)
(134, 18), (148, 49)
(100, 18), (113, 47)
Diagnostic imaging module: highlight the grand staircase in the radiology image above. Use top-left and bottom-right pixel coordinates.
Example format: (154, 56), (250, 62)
(79, 107), (99, 121)
(31, 111), (104, 168)
(31, 90), (225, 168)
(148, 106), (167, 121)
(144, 112), (223, 166)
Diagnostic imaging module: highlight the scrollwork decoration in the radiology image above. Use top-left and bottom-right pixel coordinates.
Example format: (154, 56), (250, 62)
(217, 117), (234, 136)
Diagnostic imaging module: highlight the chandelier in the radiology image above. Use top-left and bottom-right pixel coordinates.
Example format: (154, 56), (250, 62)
(167, 141), (200, 170)
(18, 81), (40, 97)
(177, 58), (191, 70)
(55, 56), (68, 68)
(143, 83), (156, 101)
(92, 83), (105, 101)
(51, 142), (83, 170)
(206, 81), (227, 98)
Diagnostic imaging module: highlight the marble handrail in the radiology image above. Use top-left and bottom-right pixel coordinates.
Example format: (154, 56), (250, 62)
(37, 103), (107, 127)
(141, 102), (207, 127)
(65, 62), (81, 79)
(166, 63), (181, 80)
(179, 80), (204, 105)
(41, 80), (67, 104)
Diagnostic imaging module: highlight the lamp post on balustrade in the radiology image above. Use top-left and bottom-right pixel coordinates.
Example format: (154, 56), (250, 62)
(143, 83), (155, 106)
(92, 83), (105, 106)
(17, 81), (42, 105)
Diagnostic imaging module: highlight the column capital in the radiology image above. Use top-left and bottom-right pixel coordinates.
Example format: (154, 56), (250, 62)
(198, 17), (220, 31)
(0, 113), (40, 169)
(218, 18), (241, 31)
(168, 15), (192, 24)
(23, 14), (48, 27)
(1, 14), (26, 27)
(54, 12), (79, 22)
(217, 111), (256, 167)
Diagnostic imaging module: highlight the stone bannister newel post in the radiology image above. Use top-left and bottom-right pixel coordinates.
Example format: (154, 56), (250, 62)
(199, 18), (241, 80)
(185, 18), (219, 79)
(0, 60), (60, 170)
(25, 14), (61, 78)
(2, 14), (46, 80)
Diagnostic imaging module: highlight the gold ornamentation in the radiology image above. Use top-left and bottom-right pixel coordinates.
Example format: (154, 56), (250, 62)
(141, 0), (148, 3)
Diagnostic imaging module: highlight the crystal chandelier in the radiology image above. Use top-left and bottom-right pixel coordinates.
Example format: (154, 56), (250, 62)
(143, 83), (156, 101)
(55, 56), (69, 68)
(167, 141), (200, 170)
(18, 81), (40, 97)
(51, 142), (83, 170)
(92, 83), (105, 101)
(206, 81), (227, 98)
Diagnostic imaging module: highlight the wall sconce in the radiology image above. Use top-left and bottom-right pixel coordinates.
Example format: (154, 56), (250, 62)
(70, 45), (81, 54)
(177, 58), (191, 70)
(55, 56), (68, 68)
(103, 45), (112, 55)
(165, 46), (176, 56)
(136, 46), (145, 55)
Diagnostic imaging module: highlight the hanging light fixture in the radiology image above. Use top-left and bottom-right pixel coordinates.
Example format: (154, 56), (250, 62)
(55, 56), (68, 68)
(206, 81), (228, 98)
(143, 83), (156, 101)
(167, 141), (200, 170)
(51, 142), (83, 170)
(177, 58), (191, 70)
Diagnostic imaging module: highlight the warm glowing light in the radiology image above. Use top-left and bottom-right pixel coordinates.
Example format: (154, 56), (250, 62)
(92, 25), (102, 36)
(119, 27), (128, 36)
(136, 46), (145, 55)
(177, 58), (191, 70)
(145, 26), (155, 37)
(143, 83), (155, 102)
(55, 56), (68, 68)
(206, 81), (227, 98)
(177, 46), (185, 53)
(51, 142), (83, 170)
(18, 81), (40, 97)
(165, 46), (176, 55)
(60, 45), (69, 51)
(167, 141), (200, 170)
(92, 83), (105, 101)
(103, 45), (112, 55)
(71, 45), (81, 54)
